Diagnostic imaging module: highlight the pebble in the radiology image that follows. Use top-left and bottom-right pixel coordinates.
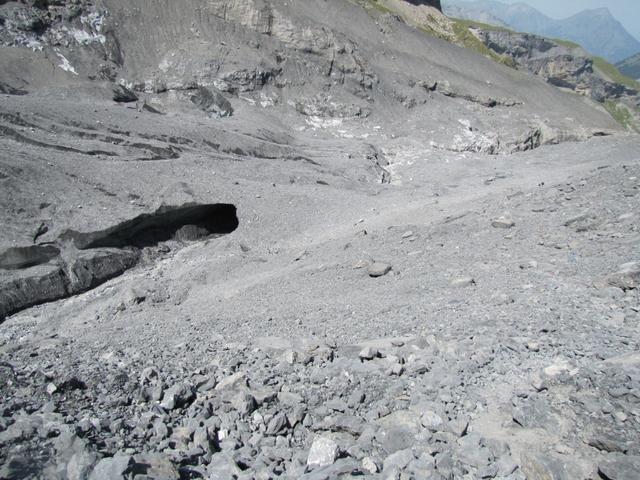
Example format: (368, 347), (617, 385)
(450, 276), (476, 288)
(491, 216), (515, 229)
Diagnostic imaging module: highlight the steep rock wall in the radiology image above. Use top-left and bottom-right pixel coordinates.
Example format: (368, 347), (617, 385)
(405, 0), (442, 11)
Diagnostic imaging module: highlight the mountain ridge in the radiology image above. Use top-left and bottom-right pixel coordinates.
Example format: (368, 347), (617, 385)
(443, 0), (640, 62)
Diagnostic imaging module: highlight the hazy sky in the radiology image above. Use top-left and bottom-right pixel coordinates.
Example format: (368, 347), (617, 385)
(483, 0), (640, 41)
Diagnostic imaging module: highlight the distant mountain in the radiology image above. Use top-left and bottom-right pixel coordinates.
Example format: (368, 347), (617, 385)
(443, 1), (640, 63)
(617, 53), (640, 80)
(444, 4), (508, 27)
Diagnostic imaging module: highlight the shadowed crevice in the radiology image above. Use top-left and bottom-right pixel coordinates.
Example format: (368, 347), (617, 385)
(60, 203), (239, 250)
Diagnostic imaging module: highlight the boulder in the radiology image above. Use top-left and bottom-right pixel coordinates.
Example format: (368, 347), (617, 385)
(307, 437), (339, 469)
(190, 86), (233, 118)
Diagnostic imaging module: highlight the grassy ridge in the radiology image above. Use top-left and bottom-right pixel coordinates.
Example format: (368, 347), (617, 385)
(449, 20), (517, 67)
(603, 101), (640, 133)
(592, 57), (640, 90)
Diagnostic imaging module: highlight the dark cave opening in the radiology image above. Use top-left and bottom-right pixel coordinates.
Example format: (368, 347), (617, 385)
(62, 203), (239, 250)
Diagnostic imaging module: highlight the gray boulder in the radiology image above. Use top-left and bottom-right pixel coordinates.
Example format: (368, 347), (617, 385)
(190, 86), (233, 118)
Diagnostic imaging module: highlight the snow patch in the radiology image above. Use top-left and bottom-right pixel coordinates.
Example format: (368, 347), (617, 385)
(305, 117), (344, 129)
(71, 28), (106, 45)
(55, 50), (78, 75)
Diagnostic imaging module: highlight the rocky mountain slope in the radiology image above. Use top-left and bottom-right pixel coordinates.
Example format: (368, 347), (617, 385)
(0, 1), (639, 479)
(463, 25), (640, 132)
(443, 1), (640, 63)
(617, 53), (640, 81)
(378, 0), (640, 132)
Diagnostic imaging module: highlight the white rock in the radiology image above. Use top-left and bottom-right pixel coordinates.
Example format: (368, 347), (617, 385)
(307, 436), (339, 469)
(450, 276), (475, 288)
(362, 456), (380, 473)
(368, 263), (392, 277)
(359, 346), (379, 360)
(215, 372), (247, 391)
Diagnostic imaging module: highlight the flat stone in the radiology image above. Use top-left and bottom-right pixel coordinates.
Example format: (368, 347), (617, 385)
(491, 216), (515, 229)
(131, 453), (179, 480)
(512, 399), (557, 430)
(563, 212), (590, 226)
(598, 454), (640, 480)
(383, 449), (415, 473)
(88, 456), (133, 480)
(215, 372), (247, 391)
(376, 425), (416, 454)
(607, 262), (639, 290)
(450, 276), (475, 288)
(520, 452), (587, 480)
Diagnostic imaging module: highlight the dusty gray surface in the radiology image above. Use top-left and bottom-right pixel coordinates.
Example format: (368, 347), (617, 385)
(0, 1), (639, 479)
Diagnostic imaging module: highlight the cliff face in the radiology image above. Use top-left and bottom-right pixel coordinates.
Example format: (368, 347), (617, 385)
(405, 0), (442, 11)
(472, 28), (640, 131)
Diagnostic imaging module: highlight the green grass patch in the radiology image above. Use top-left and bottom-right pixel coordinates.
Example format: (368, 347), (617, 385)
(592, 57), (640, 90)
(360, 0), (394, 15)
(603, 101), (640, 132)
(450, 20), (517, 68)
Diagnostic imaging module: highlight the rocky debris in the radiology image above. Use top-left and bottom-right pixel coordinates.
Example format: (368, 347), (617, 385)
(1, 162), (640, 479)
(368, 263), (392, 278)
(1, 203), (238, 320)
(3, 326), (637, 479)
(190, 86), (234, 118)
(0, 1), (638, 480)
(470, 28), (640, 132)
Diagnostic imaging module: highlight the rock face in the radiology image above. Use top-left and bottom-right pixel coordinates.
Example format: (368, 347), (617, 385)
(0, 204), (238, 320)
(469, 28), (640, 132)
(405, 0), (442, 11)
